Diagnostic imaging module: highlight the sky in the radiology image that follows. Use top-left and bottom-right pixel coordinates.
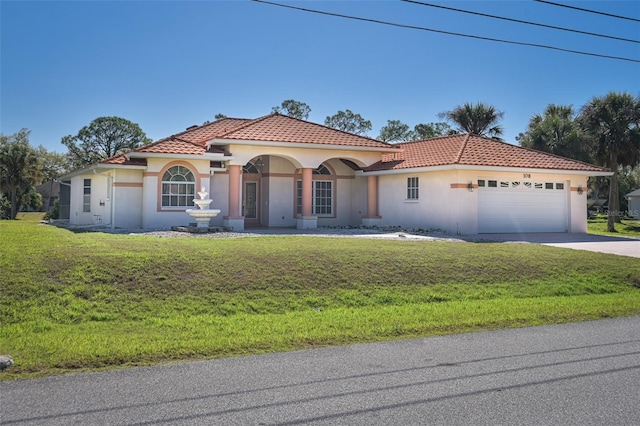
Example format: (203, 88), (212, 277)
(1, 0), (639, 153)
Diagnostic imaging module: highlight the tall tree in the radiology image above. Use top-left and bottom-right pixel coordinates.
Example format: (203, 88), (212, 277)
(378, 120), (414, 143)
(325, 109), (372, 135)
(517, 104), (593, 163)
(271, 99), (311, 120)
(36, 146), (70, 182)
(578, 92), (640, 231)
(0, 129), (42, 219)
(413, 122), (455, 139)
(62, 116), (151, 169)
(439, 102), (504, 139)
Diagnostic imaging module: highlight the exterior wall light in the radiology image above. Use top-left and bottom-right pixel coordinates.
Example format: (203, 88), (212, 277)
(254, 157), (265, 169)
(468, 182), (474, 192)
(577, 185), (584, 195)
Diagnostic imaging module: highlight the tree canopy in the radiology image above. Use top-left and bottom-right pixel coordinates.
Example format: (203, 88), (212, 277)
(62, 116), (151, 169)
(439, 102), (504, 139)
(413, 122), (455, 140)
(517, 104), (593, 163)
(36, 146), (71, 182)
(578, 92), (640, 231)
(324, 109), (372, 136)
(0, 129), (42, 219)
(272, 100), (311, 120)
(377, 120), (414, 143)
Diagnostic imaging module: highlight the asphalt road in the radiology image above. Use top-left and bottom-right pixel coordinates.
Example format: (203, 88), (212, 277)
(2, 317), (639, 426)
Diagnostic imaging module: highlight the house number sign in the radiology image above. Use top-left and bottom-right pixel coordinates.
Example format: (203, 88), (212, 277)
(523, 173), (531, 178)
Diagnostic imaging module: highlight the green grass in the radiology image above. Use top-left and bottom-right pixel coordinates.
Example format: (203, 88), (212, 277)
(2, 213), (640, 380)
(588, 214), (640, 237)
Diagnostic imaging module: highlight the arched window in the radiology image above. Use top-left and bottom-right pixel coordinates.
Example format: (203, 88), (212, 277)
(313, 164), (331, 175)
(161, 165), (195, 208)
(243, 162), (260, 174)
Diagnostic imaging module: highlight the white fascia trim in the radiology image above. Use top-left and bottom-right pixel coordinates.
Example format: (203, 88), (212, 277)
(59, 163), (147, 179)
(207, 138), (402, 153)
(360, 164), (612, 177)
(126, 152), (232, 161)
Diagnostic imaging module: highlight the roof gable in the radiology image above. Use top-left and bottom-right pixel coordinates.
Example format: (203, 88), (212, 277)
(213, 113), (392, 149)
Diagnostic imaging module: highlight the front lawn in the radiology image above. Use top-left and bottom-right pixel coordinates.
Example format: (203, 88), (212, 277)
(1, 213), (639, 380)
(588, 214), (640, 237)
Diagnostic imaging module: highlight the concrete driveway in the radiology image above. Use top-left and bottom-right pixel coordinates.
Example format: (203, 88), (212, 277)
(479, 233), (640, 258)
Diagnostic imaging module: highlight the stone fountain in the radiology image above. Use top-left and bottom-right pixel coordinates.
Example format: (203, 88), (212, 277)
(186, 186), (221, 228)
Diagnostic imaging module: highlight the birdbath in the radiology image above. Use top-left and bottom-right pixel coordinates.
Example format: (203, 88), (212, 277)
(186, 186), (221, 228)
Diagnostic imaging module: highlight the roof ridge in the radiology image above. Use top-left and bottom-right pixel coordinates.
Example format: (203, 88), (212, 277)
(162, 117), (251, 142)
(170, 136), (210, 149)
(214, 113), (277, 138)
(278, 113), (392, 145)
(396, 133), (467, 146)
(455, 133), (472, 164)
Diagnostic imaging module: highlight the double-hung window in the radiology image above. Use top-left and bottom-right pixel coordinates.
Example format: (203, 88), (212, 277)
(407, 177), (419, 200)
(161, 166), (196, 208)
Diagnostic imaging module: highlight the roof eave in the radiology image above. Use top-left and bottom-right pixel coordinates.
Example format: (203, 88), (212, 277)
(361, 164), (612, 176)
(58, 163), (148, 179)
(207, 138), (402, 153)
(126, 152), (232, 160)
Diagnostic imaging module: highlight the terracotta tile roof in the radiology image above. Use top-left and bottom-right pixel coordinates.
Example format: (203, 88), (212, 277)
(100, 114), (392, 162)
(134, 138), (206, 156)
(100, 154), (147, 166)
(366, 133), (609, 173)
(214, 113), (392, 149)
(172, 117), (251, 146)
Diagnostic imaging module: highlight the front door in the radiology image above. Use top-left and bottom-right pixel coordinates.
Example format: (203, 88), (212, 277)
(243, 181), (259, 226)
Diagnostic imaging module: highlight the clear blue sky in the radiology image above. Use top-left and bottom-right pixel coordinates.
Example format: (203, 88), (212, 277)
(1, 0), (638, 153)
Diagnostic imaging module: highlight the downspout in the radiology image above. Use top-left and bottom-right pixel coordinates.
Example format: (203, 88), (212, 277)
(92, 168), (114, 229)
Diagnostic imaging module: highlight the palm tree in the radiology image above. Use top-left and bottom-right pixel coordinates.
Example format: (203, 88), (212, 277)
(517, 104), (593, 163)
(578, 92), (640, 232)
(439, 102), (504, 139)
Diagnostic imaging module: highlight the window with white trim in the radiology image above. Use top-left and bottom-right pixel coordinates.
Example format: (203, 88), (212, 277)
(295, 165), (334, 216)
(407, 177), (419, 200)
(83, 179), (91, 212)
(161, 165), (196, 208)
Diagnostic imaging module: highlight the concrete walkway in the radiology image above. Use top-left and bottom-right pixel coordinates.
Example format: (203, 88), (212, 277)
(479, 233), (640, 258)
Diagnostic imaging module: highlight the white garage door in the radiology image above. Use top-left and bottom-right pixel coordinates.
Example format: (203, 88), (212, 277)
(478, 179), (568, 233)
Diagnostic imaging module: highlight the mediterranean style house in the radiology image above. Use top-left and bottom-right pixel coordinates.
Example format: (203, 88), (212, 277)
(60, 113), (610, 234)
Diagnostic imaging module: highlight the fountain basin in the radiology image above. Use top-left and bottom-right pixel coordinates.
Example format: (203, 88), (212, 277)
(185, 208), (221, 228)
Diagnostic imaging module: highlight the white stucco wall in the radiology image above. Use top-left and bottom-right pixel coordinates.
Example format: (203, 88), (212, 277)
(68, 173), (112, 226)
(141, 158), (212, 229)
(111, 169), (143, 229)
(375, 170), (463, 232)
(209, 171), (228, 227)
(374, 169), (591, 235)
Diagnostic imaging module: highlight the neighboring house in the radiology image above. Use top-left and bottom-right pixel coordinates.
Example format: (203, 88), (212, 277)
(625, 189), (640, 218)
(59, 113), (610, 234)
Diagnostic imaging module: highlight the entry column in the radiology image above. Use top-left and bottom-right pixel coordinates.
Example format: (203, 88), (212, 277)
(297, 167), (317, 229)
(362, 175), (382, 226)
(223, 164), (245, 231)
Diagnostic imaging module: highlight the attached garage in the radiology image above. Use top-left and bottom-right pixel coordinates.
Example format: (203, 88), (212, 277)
(478, 179), (568, 233)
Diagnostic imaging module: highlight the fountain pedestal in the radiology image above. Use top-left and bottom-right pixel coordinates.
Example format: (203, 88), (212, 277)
(186, 187), (221, 228)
